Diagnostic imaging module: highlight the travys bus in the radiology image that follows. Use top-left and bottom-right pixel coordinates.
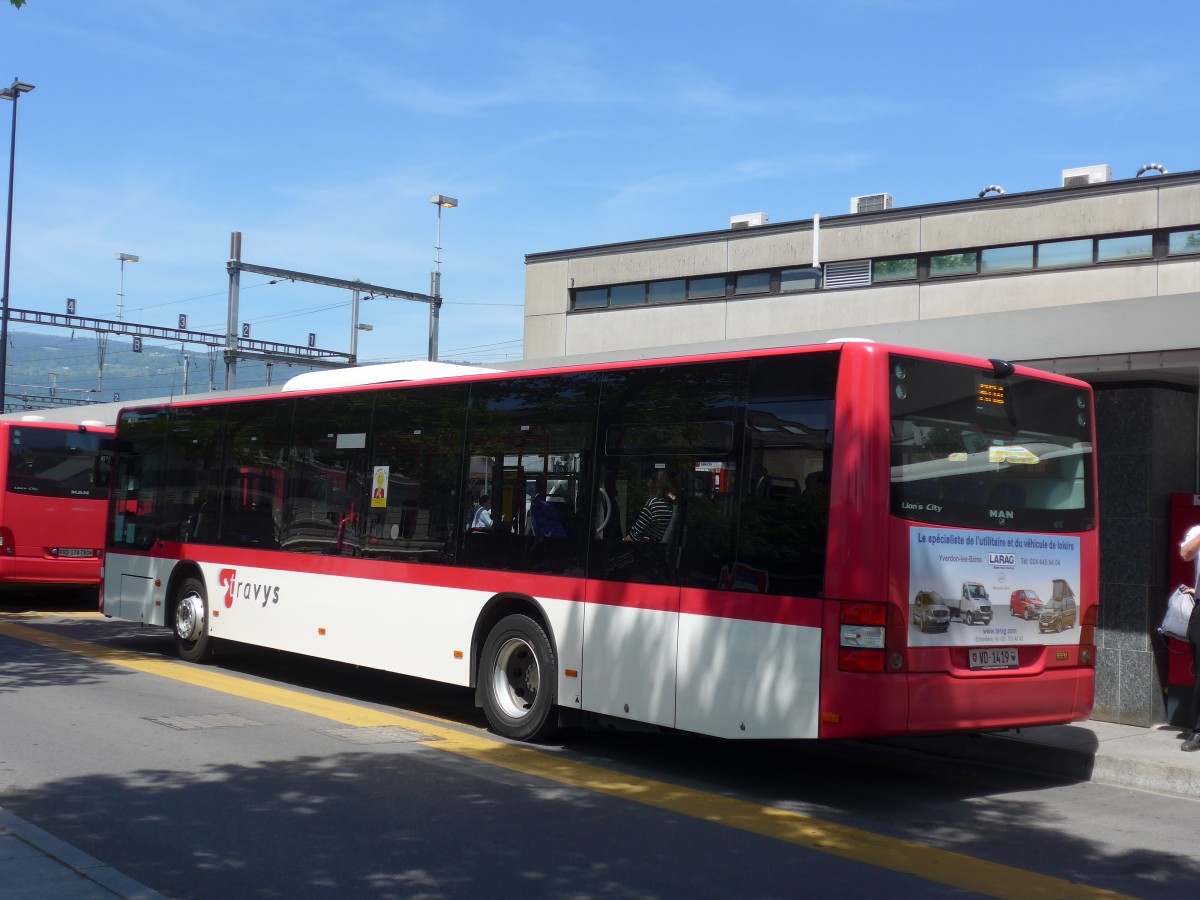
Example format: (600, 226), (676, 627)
(100, 342), (1097, 741)
(0, 415), (114, 588)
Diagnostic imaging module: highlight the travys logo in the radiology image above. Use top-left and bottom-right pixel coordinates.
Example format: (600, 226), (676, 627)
(218, 568), (281, 609)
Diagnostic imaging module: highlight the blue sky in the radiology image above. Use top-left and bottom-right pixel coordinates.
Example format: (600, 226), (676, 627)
(1, 0), (1197, 397)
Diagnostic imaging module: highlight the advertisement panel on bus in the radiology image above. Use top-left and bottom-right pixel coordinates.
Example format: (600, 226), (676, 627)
(908, 526), (1081, 670)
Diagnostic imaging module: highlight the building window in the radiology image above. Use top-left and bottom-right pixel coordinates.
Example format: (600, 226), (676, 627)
(981, 245), (1033, 273)
(734, 272), (771, 295)
(688, 276), (726, 299)
(1097, 234), (1152, 262)
(1168, 229), (1200, 256)
(575, 288), (608, 309)
(781, 267), (822, 291)
(570, 222), (1200, 313)
(1037, 239), (1092, 269)
(610, 283), (647, 307)
(929, 251), (978, 278)
(872, 258), (916, 282)
(648, 280), (686, 304)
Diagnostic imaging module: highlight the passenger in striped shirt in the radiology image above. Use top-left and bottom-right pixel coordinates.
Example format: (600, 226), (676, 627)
(625, 480), (677, 543)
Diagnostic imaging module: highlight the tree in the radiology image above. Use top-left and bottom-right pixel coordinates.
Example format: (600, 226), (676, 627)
(9, 1), (27, 8)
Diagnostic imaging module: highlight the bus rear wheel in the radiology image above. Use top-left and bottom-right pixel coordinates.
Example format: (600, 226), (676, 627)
(480, 614), (557, 742)
(174, 577), (214, 663)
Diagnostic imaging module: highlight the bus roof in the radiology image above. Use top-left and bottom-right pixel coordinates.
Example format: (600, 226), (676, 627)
(281, 361), (502, 392)
(106, 338), (1093, 418)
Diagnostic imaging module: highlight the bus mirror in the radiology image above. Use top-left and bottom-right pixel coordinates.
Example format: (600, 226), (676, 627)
(94, 451), (114, 488)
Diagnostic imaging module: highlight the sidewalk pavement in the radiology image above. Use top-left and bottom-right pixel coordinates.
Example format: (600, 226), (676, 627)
(879, 718), (1200, 799)
(2, 719), (1197, 899)
(0, 807), (165, 900)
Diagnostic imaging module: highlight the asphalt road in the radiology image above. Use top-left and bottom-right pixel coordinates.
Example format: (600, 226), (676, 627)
(1, 597), (1197, 899)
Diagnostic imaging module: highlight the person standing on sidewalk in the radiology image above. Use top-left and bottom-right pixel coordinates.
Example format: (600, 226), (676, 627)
(1180, 524), (1200, 752)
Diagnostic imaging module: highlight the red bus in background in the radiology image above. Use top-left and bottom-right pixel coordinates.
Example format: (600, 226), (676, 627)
(0, 417), (114, 589)
(99, 342), (1097, 742)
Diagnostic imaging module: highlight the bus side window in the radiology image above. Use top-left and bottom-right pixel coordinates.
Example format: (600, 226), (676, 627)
(461, 374), (598, 576)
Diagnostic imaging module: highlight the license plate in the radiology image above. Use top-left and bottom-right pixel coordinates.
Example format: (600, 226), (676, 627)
(968, 647), (1019, 670)
(55, 548), (94, 558)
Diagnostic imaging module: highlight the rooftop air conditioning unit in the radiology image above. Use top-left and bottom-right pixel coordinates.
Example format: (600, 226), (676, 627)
(1061, 164), (1111, 189)
(730, 212), (769, 229)
(851, 193), (893, 214)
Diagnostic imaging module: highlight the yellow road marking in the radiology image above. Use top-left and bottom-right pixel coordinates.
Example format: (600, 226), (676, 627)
(0, 616), (1128, 900)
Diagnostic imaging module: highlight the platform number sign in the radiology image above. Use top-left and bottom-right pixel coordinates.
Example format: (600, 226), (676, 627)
(242, 323), (251, 339)
(66, 298), (77, 315)
(178, 314), (188, 330)
(308, 333), (316, 348)
(132, 336), (143, 353)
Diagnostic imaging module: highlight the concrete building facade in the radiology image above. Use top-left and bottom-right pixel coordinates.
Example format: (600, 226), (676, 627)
(523, 166), (1200, 728)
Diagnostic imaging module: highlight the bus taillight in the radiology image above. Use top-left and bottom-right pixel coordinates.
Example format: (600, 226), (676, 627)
(838, 648), (886, 672)
(841, 602), (887, 626)
(1079, 604), (1097, 666)
(839, 602), (887, 672)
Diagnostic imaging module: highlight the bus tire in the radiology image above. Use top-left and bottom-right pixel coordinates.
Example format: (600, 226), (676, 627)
(173, 576), (214, 663)
(480, 614), (558, 742)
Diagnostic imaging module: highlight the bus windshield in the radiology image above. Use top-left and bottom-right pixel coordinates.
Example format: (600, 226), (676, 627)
(889, 354), (1093, 532)
(6, 427), (105, 500)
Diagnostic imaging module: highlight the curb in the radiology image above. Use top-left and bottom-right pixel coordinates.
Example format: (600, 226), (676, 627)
(0, 808), (166, 900)
(875, 731), (1200, 799)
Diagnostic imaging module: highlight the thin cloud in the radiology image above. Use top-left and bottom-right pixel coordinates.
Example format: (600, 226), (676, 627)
(1037, 66), (1175, 115)
(603, 151), (880, 208)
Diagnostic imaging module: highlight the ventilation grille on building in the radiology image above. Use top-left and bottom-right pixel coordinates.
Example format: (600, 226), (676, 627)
(1061, 164), (1111, 189)
(824, 259), (872, 288)
(850, 193), (894, 214)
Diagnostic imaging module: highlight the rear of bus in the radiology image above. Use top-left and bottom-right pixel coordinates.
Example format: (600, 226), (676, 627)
(0, 421), (111, 587)
(821, 345), (1097, 737)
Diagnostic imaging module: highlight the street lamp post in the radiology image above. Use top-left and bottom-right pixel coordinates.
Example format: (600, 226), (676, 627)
(0, 78), (35, 415)
(116, 252), (139, 322)
(429, 194), (457, 362)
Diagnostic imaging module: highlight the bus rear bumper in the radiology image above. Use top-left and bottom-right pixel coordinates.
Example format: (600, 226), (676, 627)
(906, 667), (1095, 733)
(0, 555), (102, 587)
(819, 666), (1094, 739)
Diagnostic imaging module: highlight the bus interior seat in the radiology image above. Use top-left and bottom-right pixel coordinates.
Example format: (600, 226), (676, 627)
(988, 483), (1026, 507)
(410, 509), (431, 540)
(945, 478), (985, 504)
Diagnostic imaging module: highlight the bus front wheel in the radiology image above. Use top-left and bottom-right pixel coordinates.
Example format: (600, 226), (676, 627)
(480, 614), (557, 742)
(174, 577), (214, 663)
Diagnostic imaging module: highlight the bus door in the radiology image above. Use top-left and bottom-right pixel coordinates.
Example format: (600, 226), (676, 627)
(586, 451), (685, 728)
(585, 362), (749, 730)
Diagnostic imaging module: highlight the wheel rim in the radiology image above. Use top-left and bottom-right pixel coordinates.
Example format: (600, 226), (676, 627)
(490, 636), (540, 720)
(175, 590), (204, 642)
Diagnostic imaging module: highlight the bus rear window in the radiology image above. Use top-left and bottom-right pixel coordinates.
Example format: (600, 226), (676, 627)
(888, 355), (1094, 532)
(7, 428), (105, 499)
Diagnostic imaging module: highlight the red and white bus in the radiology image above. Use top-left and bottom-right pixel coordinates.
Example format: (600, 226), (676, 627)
(99, 342), (1097, 741)
(0, 414), (114, 589)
